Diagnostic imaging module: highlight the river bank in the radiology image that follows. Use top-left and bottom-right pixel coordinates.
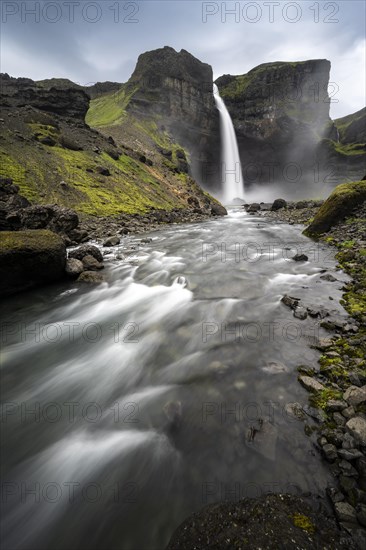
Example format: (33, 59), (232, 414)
(261, 197), (366, 543)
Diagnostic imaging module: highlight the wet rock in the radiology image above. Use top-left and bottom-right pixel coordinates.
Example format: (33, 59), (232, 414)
(294, 306), (308, 320)
(77, 271), (104, 284)
(284, 402), (306, 421)
(334, 502), (357, 523)
(281, 294), (300, 309)
(69, 244), (103, 263)
(320, 273), (338, 282)
(65, 258), (84, 278)
(338, 449), (363, 461)
(346, 417), (366, 446)
(343, 385), (366, 407)
(247, 203), (261, 212)
(271, 198), (287, 211)
(292, 253), (309, 262)
(356, 504), (366, 527)
(211, 203), (227, 216)
(322, 443), (338, 462)
(262, 361), (289, 374)
(298, 375), (325, 393)
(303, 405), (327, 423)
(103, 236), (120, 247)
(82, 255), (104, 271)
(339, 459), (359, 477)
(327, 399), (347, 412)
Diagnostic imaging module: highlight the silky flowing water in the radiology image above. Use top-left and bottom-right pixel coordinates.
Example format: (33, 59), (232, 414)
(1, 208), (350, 550)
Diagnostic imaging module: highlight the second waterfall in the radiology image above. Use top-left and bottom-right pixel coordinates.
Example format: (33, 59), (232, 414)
(213, 83), (245, 203)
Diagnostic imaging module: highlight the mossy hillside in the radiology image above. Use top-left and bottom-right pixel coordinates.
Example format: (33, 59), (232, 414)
(305, 180), (366, 235)
(87, 90), (191, 169)
(0, 141), (187, 216)
(321, 138), (366, 157)
(334, 107), (366, 143)
(85, 84), (138, 127)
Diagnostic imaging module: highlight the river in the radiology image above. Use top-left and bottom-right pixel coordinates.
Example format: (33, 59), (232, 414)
(1, 208), (350, 550)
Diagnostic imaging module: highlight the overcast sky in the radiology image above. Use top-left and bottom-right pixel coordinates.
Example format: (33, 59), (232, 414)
(1, 0), (365, 118)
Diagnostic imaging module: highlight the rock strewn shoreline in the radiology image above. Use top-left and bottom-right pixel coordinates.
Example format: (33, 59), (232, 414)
(256, 193), (366, 546)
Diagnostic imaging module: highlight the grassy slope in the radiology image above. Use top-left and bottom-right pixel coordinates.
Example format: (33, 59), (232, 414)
(0, 85), (212, 216)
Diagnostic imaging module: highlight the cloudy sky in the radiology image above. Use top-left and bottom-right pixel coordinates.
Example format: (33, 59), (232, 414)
(1, 0), (365, 118)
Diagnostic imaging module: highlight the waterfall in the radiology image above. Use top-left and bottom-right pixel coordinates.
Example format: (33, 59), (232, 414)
(213, 83), (244, 203)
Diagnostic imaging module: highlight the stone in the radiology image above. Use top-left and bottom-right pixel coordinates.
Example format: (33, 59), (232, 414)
(292, 253), (309, 262)
(320, 273), (337, 282)
(342, 406), (356, 419)
(281, 294), (300, 309)
(298, 375), (325, 393)
(211, 203), (227, 216)
(343, 385), (366, 407)
(247, 203), (261, 212)
(69, 244), (103, 263)
(294, 306), (308, 320)
(82, 255), (104, 271)
(327, 400), (347, 412)
(322, 443), (338, 462)
(271, 198), (287, 211)
(356, 504), (366, 527)
(334, 502), (357, 523)
(338, 459), (359, 477)
(103, 236), (120, 247)
(77, 271), (104, 284)
(0, 230), (66, 297)
(346, 416), (366, 446)
(342, 433), (357, 450)
(333, 412), (346, 427)
(65, 258), (84, 278)
(338, 448), (363, 461)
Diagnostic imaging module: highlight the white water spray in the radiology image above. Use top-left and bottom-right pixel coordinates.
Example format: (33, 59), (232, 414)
(213, 83), (244, 204)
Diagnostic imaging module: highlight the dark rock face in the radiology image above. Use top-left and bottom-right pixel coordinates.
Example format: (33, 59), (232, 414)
(166, 493), (349, 549)
(1, 73), (90, 119)
(216, 60), (334, 191)
(125, 46), (220, 188)
(0, 230), (66, 297)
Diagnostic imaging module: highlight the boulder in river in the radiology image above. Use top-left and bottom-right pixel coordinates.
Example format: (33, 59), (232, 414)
(271, 198), (287, 211)
(77, 271), (104, 284)
(211, 203), (228, 216)
(0, 230), (66, 297)
(68, 244), (103, 263)
(65, 258), (84, 278)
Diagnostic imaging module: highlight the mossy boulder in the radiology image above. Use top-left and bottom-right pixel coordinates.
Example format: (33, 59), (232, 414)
(0, 230), (66, 297)
(305, 180), (366, 235)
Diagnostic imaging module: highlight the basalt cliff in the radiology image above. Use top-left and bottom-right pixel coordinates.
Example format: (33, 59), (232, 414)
(215, 60), (365, 196)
